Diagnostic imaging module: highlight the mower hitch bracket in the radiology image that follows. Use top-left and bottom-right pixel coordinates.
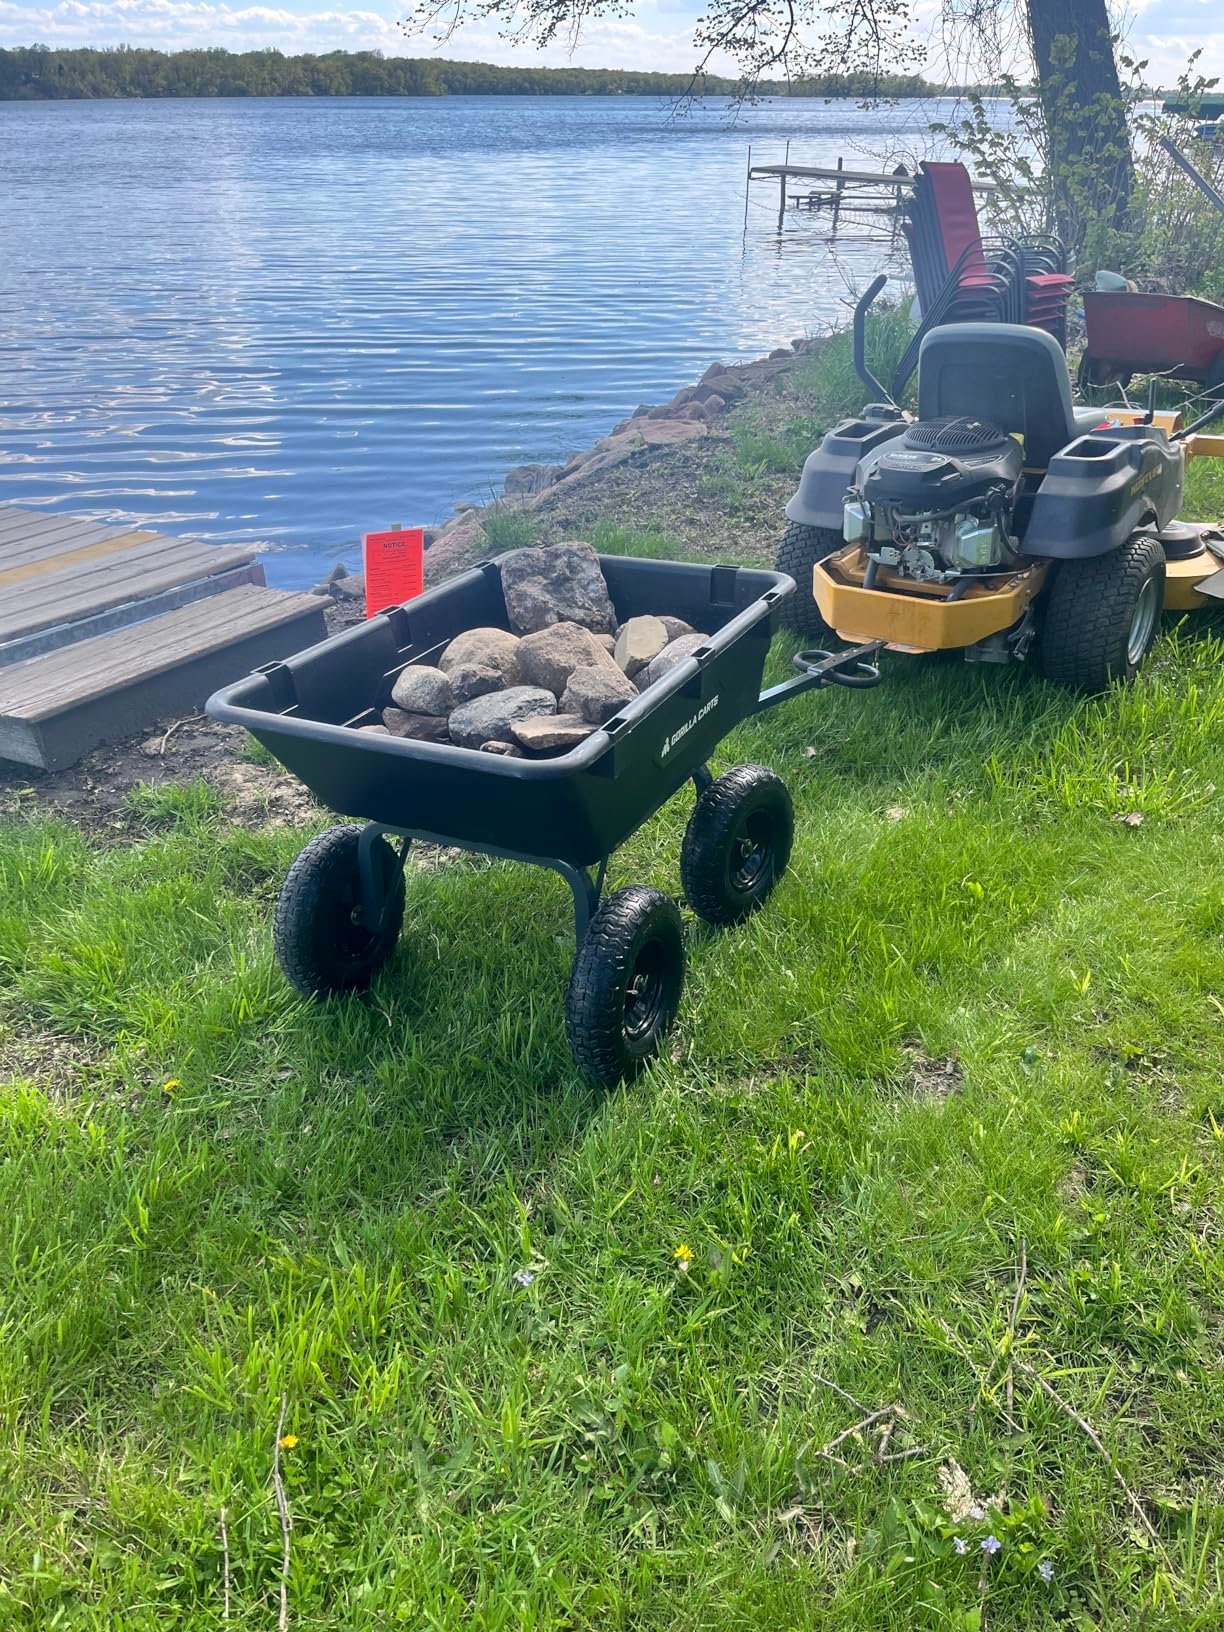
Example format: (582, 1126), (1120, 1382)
(752, 641), (884, 712)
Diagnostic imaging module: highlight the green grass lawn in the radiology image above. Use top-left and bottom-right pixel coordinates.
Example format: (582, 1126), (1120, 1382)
(1, 463), (1223, 1630)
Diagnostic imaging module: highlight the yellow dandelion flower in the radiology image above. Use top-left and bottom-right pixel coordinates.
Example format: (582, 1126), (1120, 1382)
(162, 1079), (181, 1096)
(673, 1243), (694, 1269)
(278, 1434), (299, 1450)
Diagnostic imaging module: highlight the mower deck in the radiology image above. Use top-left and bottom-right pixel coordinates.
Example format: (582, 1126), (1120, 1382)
(813, 546), (1048, 651)
(815, 539), (1224, 650)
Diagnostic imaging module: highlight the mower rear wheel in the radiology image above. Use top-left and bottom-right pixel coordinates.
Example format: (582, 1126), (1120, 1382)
(565, 887), (685, 1085)
(775, 523), (841, 637)
(1037, 534), (1166, 693)
(274, 825), (405, 998)
(681, 764), (795, 927)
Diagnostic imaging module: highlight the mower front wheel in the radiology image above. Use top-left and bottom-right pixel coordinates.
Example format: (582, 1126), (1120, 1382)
(1037, 534), (1166, 693)
(775, 523), (842, 637)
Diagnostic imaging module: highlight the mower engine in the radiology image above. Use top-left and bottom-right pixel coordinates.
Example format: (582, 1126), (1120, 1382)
(843, 416), (1024, 582)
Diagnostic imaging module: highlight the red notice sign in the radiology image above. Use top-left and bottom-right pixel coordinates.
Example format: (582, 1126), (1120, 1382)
(363, 527), (425, 618)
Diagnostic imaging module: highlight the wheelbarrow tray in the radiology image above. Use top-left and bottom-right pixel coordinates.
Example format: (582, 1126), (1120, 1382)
(207, 555), (790, 867)
(1082, 290), (1224, 382)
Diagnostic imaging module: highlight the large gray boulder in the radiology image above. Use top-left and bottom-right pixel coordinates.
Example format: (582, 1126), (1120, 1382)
(635, 632), (709, 692)
(449, 686), (557, 751)
(390, 664), (452, 715)
(561, 664), (638, 725)
(438, 627), (522, 687)
(517, 621), (619, 697)
(499, 542), (617, 635)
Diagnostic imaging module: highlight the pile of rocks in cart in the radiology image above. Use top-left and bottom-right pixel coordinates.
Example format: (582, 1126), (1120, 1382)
(363, 542), (707, 757)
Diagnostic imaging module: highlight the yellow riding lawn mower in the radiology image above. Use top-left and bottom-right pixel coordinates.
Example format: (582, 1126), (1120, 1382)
(776, 277), (1224, 692)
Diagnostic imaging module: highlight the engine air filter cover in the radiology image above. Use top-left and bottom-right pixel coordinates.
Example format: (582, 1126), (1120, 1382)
(859, 414), (1024, 510)
(904, 416), (1012, 457)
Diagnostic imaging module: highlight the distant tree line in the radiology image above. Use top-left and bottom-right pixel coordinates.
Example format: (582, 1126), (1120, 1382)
(0, 45), (941, 101)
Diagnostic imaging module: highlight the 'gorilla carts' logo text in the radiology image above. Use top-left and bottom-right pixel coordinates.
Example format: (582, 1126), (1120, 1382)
(660, 696), (719, 760)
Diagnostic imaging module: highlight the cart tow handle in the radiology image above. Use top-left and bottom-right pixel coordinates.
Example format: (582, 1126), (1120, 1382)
(753, 641), (884, 713)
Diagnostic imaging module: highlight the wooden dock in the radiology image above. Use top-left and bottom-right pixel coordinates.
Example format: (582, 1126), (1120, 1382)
(0, 505), (327, 770)
(745, 156), (1022, 231)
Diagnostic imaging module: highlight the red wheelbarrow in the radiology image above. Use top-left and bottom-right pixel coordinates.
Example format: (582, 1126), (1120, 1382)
(1080, 290), (1224, 392)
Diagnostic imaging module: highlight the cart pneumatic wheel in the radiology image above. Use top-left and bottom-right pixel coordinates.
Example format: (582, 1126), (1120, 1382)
(274, 825), (405, 997)
(565, 887), (685, 1086)
(681, 765), (795, 927)
(775, 523), (842, 637)
(1037, 533), (1166, 693)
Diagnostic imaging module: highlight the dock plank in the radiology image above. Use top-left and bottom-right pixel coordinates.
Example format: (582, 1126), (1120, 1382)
(0, 536), (260, 643)
(0, 508), (114, 544)
(0, 585), (328, 769)
(0, 528), (162, 584)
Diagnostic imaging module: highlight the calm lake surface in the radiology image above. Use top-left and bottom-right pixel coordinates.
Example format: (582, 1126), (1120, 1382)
(0, 94), (942, 586)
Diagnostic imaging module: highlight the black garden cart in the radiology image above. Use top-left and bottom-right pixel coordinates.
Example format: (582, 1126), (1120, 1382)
(207, 554), (879, 1084)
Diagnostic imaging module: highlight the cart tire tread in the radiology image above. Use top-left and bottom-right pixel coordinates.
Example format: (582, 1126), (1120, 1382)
(274, 825), (405, 998)
(1037, 533), (1166, 693)
(775, 523), (842, 636)
(681, 764), (795, 926)
(565, 886), (685, 1085)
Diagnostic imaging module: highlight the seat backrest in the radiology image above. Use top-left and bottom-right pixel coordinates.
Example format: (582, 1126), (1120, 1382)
(917, 323), (1079, 469)
(920, 162), (988, 280)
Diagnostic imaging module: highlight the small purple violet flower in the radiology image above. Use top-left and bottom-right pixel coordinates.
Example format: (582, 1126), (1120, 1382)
(981, 1535), (1002, 1556)
(968, 1504), (986, 1521)
(512, 1268), (535, 1288)
(1038, 1559), (1055, 1583)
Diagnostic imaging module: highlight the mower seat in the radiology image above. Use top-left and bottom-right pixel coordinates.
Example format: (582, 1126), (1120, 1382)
(918, 322), (1091, 470)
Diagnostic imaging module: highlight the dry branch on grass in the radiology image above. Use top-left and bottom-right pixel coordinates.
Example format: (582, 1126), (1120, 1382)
(811, 1398), (927, 1472)
(1014, 1361), (1166, 1556)
(1004, 1236), (1028, 1430)
(218, 1505), (230, 1622)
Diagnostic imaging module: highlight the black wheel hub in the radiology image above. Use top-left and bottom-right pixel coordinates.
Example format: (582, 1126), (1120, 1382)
(729, 812), (772, 893)
(623, 939), (668, 1040)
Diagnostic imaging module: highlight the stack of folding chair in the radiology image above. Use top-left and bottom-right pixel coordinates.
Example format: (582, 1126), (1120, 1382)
(890, 161), (1076, 398)
(903, 163), (1020, 326)
(912, 162), (1074, 342)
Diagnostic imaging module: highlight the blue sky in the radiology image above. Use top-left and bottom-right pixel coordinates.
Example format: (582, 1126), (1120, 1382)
(0, 0), (1218, 88)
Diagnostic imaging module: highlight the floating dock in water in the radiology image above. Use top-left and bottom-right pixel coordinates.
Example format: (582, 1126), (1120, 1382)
(0, 504), (327, 770)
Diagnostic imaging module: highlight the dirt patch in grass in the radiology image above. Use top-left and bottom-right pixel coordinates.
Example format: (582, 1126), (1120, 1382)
(901, 1042), (965, 1101)
(0, 1020), (112, 1097)
(0, 715), (319, 836)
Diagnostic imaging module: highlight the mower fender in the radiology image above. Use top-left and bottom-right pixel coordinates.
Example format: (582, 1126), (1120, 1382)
(785, 416), (907, 530)
(1025, 428), (1183, 559)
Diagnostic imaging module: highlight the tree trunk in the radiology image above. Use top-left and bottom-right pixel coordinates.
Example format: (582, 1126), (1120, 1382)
(1026, 0), (1134, 251)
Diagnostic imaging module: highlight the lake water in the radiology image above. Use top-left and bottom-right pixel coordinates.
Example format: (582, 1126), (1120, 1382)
(0, 94), (941, 587)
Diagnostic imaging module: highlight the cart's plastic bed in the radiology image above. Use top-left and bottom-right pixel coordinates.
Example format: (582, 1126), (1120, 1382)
(209, 555), (792, 868)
